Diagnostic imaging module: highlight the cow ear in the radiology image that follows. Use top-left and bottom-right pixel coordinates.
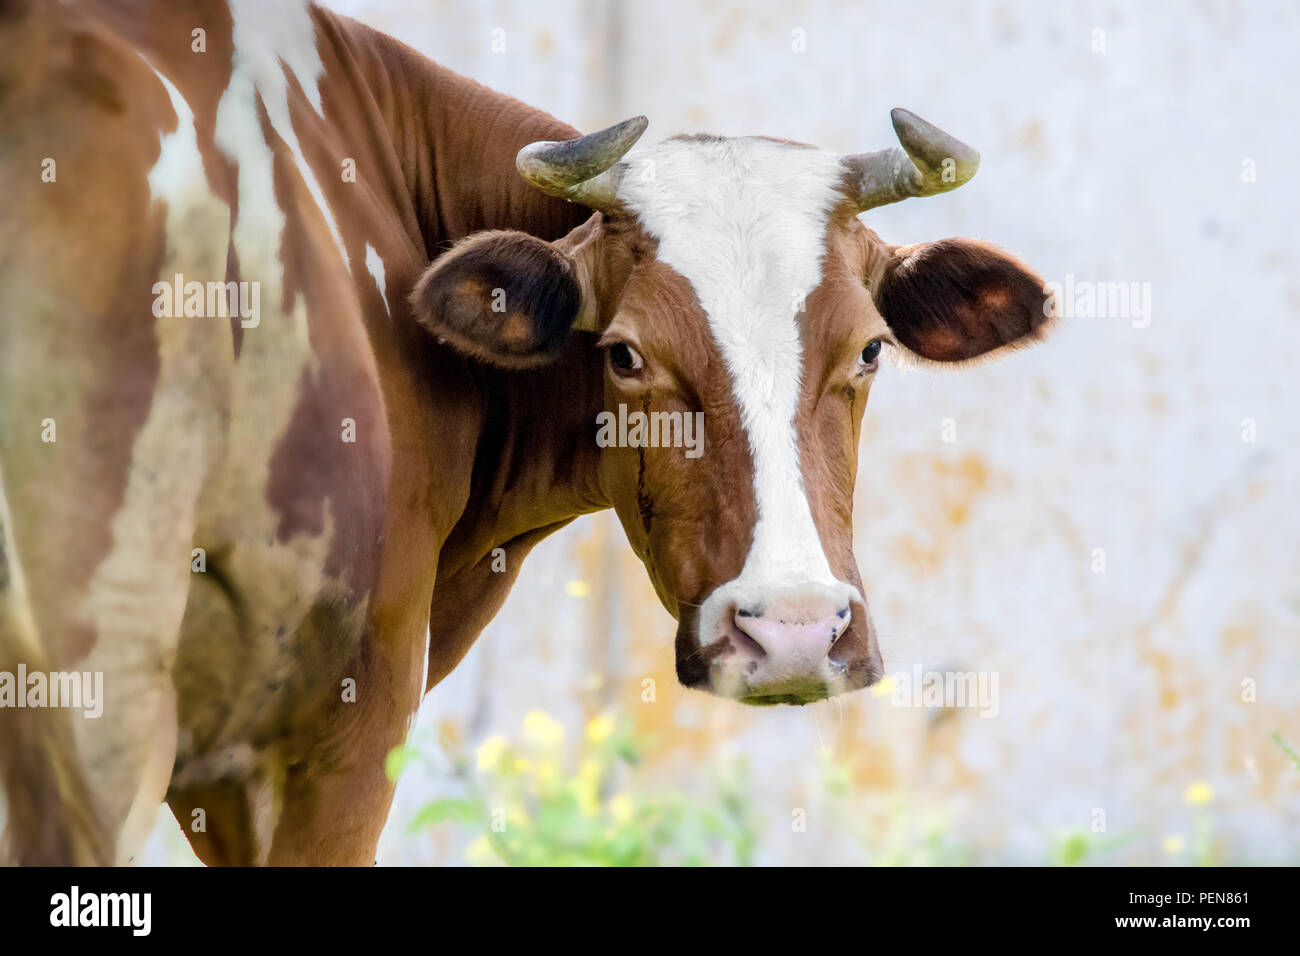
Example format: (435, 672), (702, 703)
(868, 238), (1055, 363)
(410, 229), (596, 368)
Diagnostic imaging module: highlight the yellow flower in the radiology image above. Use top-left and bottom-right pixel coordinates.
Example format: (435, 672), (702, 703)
(534, 760), (558, 787)
(475, 735), (508, 771)
(505, 803), (531, 828)
(586, 713), (616, 744)
(465, 836), (498, 866)
(566, 580), (590, 597)
(609, 793), (635, 825)
(1184, 782), (1214, 806)
(1162, 835), (1185, 855)
(870, 675), (897, 698)
(575, 758), (603, 816)
(522, 710), (565, 749)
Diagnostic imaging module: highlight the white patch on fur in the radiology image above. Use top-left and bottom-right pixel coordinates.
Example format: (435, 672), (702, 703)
(618, 137), (861, 637)
(408, 628), (431, 736)
(190, 0), (340, 769)
(82, 66), (228, 864)
(248, 774), (279, 865)
(215, 0), (345, 289)
(0, 461), (40, 661)
(365, 243), (389, 316)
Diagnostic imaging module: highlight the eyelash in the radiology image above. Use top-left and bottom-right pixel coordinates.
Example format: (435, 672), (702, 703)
(857, 339), (883, 371)
(604, 339), (879, 381)
(607, 341), (645, 376)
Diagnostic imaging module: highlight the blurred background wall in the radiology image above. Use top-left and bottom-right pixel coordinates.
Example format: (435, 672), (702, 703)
(145, 0), (1300, 864)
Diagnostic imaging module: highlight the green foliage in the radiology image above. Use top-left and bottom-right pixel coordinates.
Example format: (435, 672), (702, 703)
(1273, 731), (1300, 772)
(392, 720), (1288, 866)
(1057, 831), (1091, 867)
(395, 711), (759, 866)
(814, 749), (975, 865)
(1046, 827), (1134, 866)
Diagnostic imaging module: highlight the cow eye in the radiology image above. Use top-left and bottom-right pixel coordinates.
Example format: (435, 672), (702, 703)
(608, 342), (645, 376)
(859, 339), (883, 369)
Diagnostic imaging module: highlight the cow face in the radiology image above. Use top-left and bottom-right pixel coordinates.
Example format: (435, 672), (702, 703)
(412, 113), (1053, 705)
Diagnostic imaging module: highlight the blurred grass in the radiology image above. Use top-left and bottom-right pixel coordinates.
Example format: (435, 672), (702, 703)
(388, 711), (759, 865)
(389, 714), (1297, 867)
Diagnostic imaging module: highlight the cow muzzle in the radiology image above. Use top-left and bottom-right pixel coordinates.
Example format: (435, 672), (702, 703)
(682, 582), (881, 704)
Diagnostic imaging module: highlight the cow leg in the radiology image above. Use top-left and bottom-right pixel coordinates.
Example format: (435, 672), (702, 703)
(242, 529), (569, 864)
(268, 751), (392, 866)
(53, 377), (209, 866)
(0, 465), (114, 865)
(0, 429), (198, 867)
(0, 20), (232, 861)
(167, 779), (259, 867)
(265, 614), (429, 866)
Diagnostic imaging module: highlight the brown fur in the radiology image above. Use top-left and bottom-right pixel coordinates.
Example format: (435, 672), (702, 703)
(410, 231), (583, 368)
(871, 238), (1053, 362)
(0, 0), (597, 865)
(0, 0), (190, 864)
(0, 0), (1053, 865)
(589, 256), (761, 682)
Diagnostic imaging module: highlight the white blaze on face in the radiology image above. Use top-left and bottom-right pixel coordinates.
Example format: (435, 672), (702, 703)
(618, 138), (861, 626)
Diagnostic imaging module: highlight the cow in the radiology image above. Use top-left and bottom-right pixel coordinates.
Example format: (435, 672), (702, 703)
(0, 0), (1053, 866)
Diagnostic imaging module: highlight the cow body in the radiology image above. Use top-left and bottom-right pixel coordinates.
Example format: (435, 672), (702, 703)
(0, 0), (1053, 865)
(0, 0), (599, 864)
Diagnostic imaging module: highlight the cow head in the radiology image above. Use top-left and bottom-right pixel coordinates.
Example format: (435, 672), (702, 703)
(412, 111), (1053, 705)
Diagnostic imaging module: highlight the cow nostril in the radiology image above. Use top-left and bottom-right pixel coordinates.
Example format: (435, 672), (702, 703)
(830, 606), (852, 645)
(730, 603), (851, 661)
(730, 609), (767, 657)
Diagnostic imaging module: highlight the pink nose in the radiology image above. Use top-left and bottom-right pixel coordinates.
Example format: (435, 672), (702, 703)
(732, 605), (852, 672)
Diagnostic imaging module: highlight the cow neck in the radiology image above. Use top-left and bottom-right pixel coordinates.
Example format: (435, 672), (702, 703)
(337, 15), (592, 251)
(436, 340), (610, 574)
(345, 24), (609, 566)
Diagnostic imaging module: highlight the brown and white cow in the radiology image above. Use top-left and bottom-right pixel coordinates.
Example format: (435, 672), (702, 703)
(0, 0), (1051, 865)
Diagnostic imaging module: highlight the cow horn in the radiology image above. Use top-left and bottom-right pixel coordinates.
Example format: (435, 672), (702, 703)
(843, 108), (980, 211)
(517, 115), (649, 211)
